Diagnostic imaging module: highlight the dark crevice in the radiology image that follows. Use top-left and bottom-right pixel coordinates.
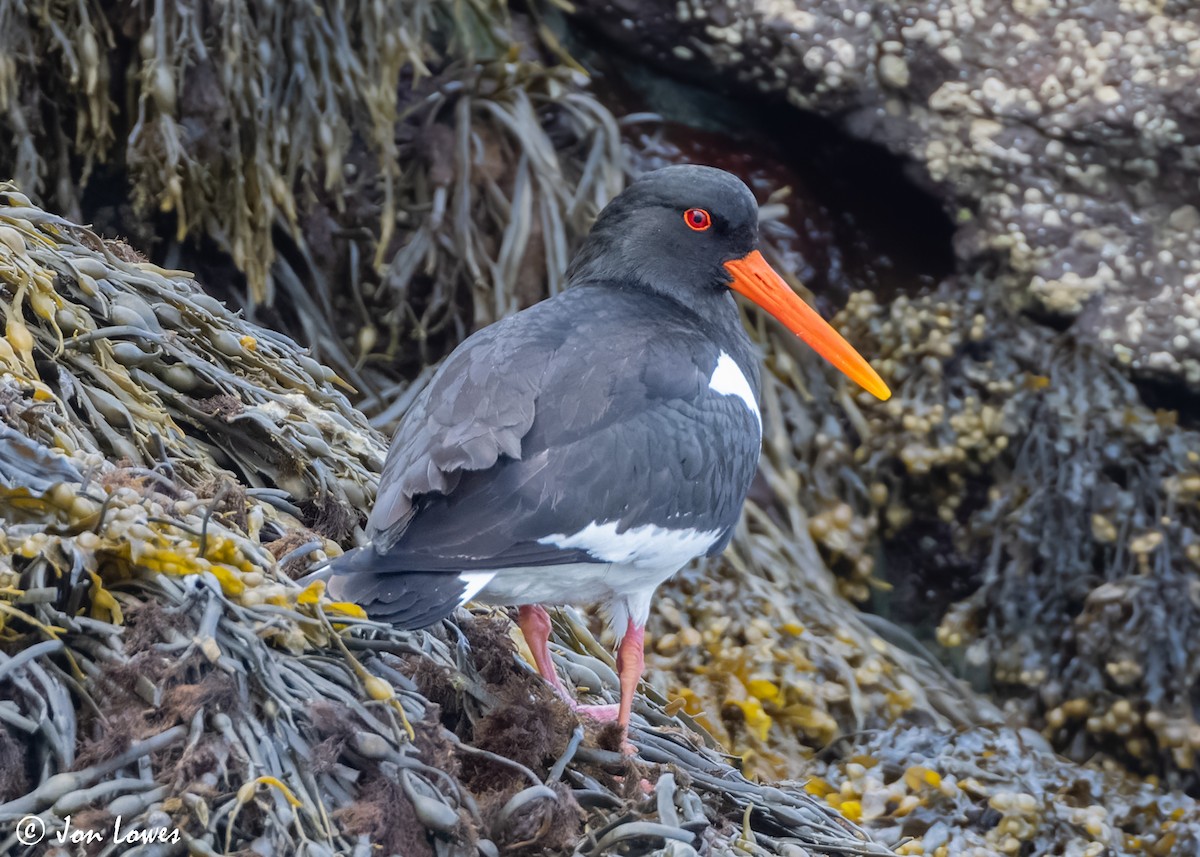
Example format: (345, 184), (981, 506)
(1133, 375), (1200, 431)
(561, 16), (957, 316)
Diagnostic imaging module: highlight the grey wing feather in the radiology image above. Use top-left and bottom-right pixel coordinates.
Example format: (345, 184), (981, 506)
(367, 316), (555, 550)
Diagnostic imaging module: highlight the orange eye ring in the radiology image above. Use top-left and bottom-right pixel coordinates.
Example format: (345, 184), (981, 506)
(684, 208), (712, 231)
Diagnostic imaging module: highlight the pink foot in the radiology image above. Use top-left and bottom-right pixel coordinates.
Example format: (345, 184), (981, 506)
(572, 702), (620, 722)
(573, 620), (646, 757)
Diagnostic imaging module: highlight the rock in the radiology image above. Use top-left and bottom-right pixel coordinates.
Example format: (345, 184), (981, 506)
(878, 54), (910, 89)
(569, 0), (1200, 392)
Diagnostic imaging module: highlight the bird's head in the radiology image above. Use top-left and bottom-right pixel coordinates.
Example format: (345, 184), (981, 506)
(569, 164), (891, 401)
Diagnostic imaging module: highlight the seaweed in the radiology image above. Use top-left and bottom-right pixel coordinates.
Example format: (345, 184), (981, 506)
(0, 0), (624, 429)
(4, 0), (1200, 850)
(0, 190), (892, 856)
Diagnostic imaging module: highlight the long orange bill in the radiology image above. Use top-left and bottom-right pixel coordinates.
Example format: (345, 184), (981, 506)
(724, 250), (891, 401)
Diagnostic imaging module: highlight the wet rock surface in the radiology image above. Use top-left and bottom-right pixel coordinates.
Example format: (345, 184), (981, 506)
(570, 0), (1200, 394)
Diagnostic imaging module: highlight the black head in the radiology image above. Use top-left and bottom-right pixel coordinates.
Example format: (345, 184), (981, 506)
(566, 164), (892, 401)
(566, 164), (760, 301)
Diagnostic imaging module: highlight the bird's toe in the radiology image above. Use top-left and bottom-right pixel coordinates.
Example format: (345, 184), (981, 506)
(572, 702), (621, 722)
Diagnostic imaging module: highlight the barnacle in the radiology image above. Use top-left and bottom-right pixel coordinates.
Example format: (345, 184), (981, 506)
(803, 726), (1200, 854)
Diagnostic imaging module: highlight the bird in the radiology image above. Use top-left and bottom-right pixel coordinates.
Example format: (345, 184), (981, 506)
(318, 164), (890, 735)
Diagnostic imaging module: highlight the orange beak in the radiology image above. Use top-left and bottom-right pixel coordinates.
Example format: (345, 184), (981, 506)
(724, 250), (891, 401)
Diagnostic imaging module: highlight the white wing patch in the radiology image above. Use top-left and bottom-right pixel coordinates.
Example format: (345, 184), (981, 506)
(457, 571), (497, 604)
(537, 520), (722, 569)
(709, 351), (761, 430)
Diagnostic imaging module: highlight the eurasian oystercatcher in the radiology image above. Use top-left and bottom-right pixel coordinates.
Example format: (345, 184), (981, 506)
(321, 164), (890, 733)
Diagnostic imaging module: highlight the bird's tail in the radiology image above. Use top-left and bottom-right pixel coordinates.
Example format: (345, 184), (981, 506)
(299, 547), (477, 630)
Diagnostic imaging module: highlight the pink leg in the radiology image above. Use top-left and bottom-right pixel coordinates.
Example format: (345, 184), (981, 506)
(578, 620), (645, 759)
(517, 607), (644, 743)
(615, 620), (645, 729)
(517, 605), (568, 697)
(518, 605), (620, 717)
(573, 620), (644, 726)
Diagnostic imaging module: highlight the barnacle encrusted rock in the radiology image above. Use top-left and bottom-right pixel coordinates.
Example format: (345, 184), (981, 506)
(570, 0), (1200, 393)
(835, 275), (1200, 792)
(805, 725), (1200, 855)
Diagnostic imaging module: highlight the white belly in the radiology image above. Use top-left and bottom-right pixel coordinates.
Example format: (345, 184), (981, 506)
(470, 560), (685, 635)
(462, 519), (723, 633)
(474, 560), (679, 608)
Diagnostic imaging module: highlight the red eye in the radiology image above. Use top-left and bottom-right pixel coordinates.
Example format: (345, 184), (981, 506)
(684, 208), (712, 231)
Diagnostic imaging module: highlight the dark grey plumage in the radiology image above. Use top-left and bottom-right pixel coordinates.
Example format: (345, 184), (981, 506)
(323, 165), (766, 628)
(367, 285), (758, 562)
